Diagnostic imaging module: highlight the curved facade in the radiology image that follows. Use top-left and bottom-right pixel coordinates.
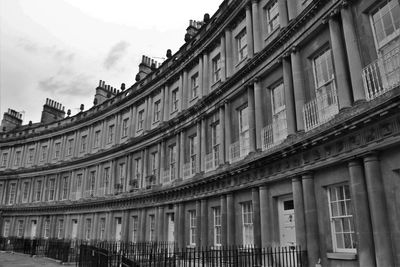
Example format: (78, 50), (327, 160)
(1, 0), (400, 266)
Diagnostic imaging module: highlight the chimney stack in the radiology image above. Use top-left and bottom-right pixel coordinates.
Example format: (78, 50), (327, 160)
(185, 19), (203, 42)
(94, 79), (118, 105)
(136, 55), (159, 81)
(40, 98), (66, 124)
(1, 109), (23, 131)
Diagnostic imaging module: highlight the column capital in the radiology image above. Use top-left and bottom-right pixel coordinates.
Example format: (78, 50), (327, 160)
(341, 0), (352, 9)
(291, 176), (302, 183)
(347, 158), (363, 168)
(291, 45), (300, 54)
(363, 152), (380, 163)
(301, 172), (314, 180)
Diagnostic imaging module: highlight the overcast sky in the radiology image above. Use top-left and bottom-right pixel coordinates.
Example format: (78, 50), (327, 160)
(0, 0), (218, 124)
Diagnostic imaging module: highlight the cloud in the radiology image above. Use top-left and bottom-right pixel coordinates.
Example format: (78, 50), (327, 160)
(103, 41), (130, 70)
(38, 73), (93, 96)
(16, 38), (75, 62)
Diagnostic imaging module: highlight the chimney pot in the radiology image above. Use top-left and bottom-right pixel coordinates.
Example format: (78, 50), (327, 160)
(166, 49), (172, 58)
(204, 13), (210, 23)
(121, 83), (126, 91)
(99, 80), (102, 86)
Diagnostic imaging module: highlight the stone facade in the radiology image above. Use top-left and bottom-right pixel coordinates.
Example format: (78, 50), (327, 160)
(1, 0), (399, 266)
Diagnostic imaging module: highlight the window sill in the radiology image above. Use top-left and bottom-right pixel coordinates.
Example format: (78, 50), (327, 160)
(235, 57), (248, 68)
(264, 27), (280, 43)
(326, 252), (357, 260)
(189, 96), (198, 103)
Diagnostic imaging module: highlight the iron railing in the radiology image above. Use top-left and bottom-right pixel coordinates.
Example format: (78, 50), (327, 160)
(261, 110), (288, 150)
(303, 83), (339, 131)
(78, 242), (307, 267)
(362, 42), (400, 100)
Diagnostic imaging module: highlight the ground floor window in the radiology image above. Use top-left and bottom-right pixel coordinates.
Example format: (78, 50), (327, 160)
(327, 184), (356, 253)
(241, 202), (253, 245)
(189, 210), (196, 246)
(213, 207), (221, 247)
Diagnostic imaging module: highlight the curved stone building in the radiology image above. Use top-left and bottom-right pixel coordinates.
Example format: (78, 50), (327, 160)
(1, 0), (399, 266)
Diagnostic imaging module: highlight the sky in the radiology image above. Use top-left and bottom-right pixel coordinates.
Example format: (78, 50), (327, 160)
(0, 0), (218, 124)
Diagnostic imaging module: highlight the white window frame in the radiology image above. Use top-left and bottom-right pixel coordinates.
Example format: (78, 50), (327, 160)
(3, 220), (10, 237)
(169, 144), (177, 179)
(108, 125), (115, 143)
(8, 183), (16, 205)
(150, 151), (158, 176)
(135, 158), (142, 181)
(35, 180), (42, 202)
(212, 54), (221, 83)
(370, 0), (400, 51)
(54, 143), (61, 159)
(62, 176), (68, 200)
(213, 207), (222, 247)
(327, 184), (356, 253)
(85, 219), (92, 240)
(132, 216), (139, 242)
(189, 135), (197, 175)
(81, 135), (87, 152)
(48, 178), (56, 201)
(149, 215), (155, 242)
(67, 139), (73, 156)
(137, 110), (145, 131)
(122, 118), (129, 137)
(28, 149), (34, 163)
(189, 210), (196, 246)
(1, 152), (8, 167)
(57, 219), (64, 239)
(14, 151), (21, 166)
(153, 100), (161, 123)
(94, 130), (101, 147)
(242, 202), (254, 245)
(265, 0), (280, 34)
(43, 219), (50, 239)
(236, 30), (248, 62)
(17, 220), (24, 237)
(22, 181), (29, 203)
(171, 88), (179, 112)
(99, 218), (106, 240)
(41, 146), (48, 162)
(191, 73), (199, 99)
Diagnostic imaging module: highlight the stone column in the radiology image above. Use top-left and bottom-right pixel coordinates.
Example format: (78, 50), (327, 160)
(179, 131), (185, 179)
(341, 5), (365, 102)
(248, 85), (256, 153)
(252, 188), (262, 248)
(160, 140), (165, 184)
(203, 53), (209, 95)
(122, 211), (129, 243)
(220, 34), (227, 82)
(220, 195), (228, 246)
(329, 16), (352, 109)
(182, 70), (189, 109)
(292, 177), (306, 249)
(282, 56), (296, 135)
(224, 101), (231, 163)
(176, 134), (180, 179)
(254, 78), (263, 149)
(348, 160), (375, 267)
(157, 206), (165, 242)
(287, 0), (297, 21)
(196, 121), (201, 173)
(201, 199), (208, 247)
(92, 213), (99, 240)
(227, 193), (235, 245)
(140, 209), (147, 242)
(219, 106), (226, 164)
(302, 173), (320, 266)
(163, 85), (170, 121)
(196, 200), (201, 247)
(363, 154), (394, 267)
(252, 0), (262, 53)
(291, 48), (306, 131)
(198, 55), (204, 99)
(278, 0), (289, 27)
(174, 204), (180, 246)
(179, 203), (185, 248)
(245, 4), (254, 58)
(201, 119), (206, 172)
(225, 29), (233, 78)
(259, 186), (271, 247)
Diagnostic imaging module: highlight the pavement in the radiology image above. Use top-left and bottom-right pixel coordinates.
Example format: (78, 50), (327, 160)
(0, 252), (65, 267)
